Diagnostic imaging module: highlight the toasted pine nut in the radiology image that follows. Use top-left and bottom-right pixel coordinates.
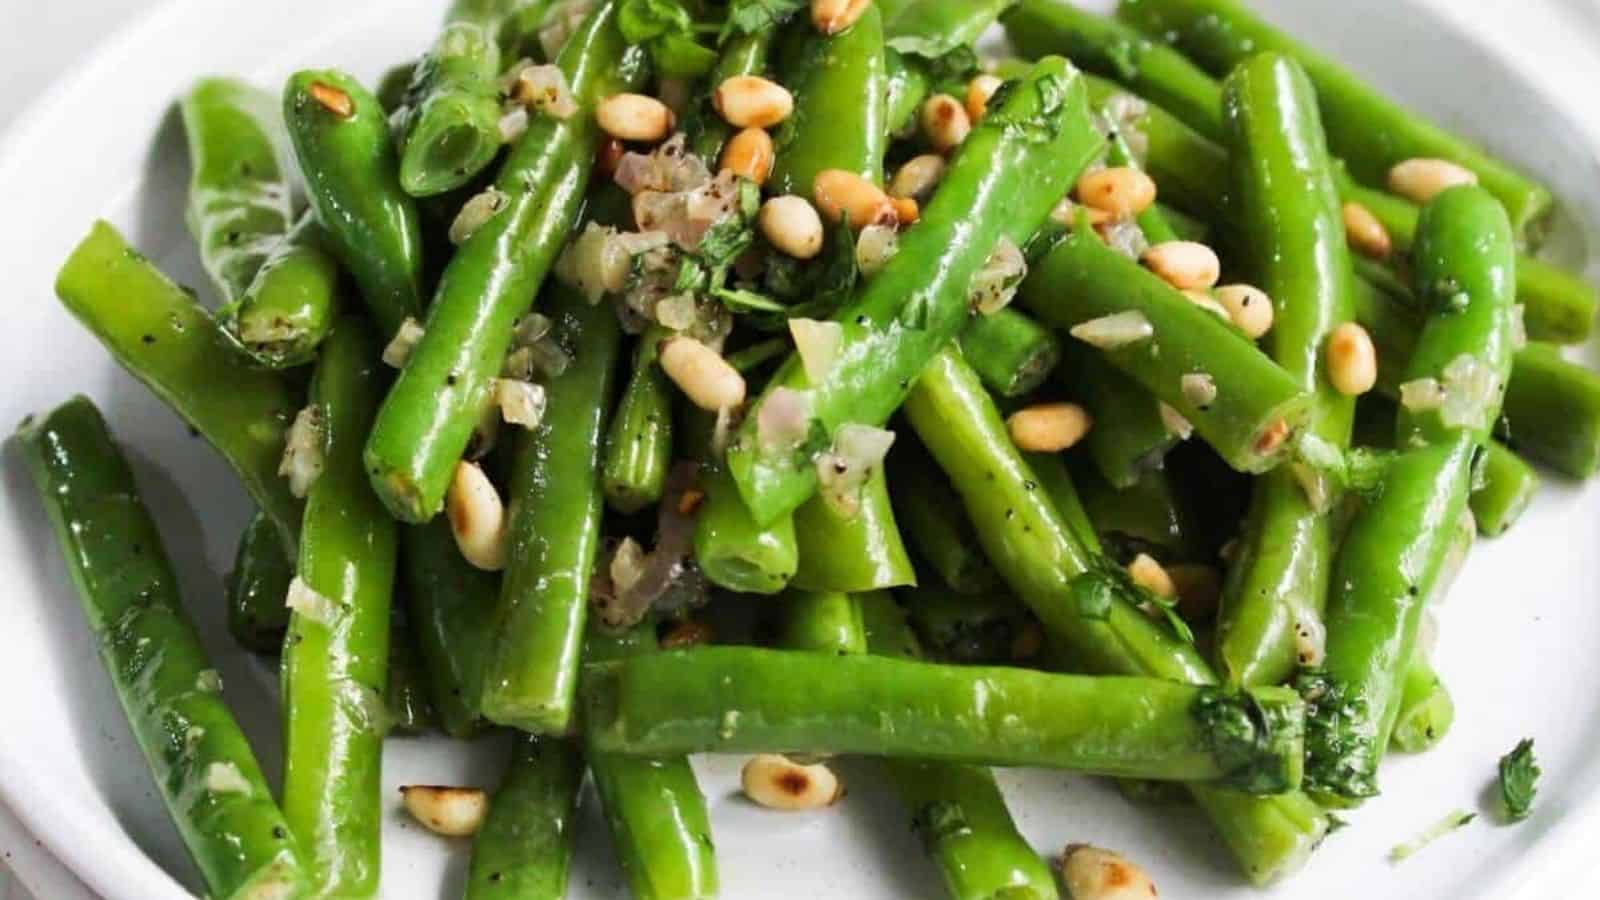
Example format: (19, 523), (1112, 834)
(308, 81), (354, 118)
(1182, 289), (1231, 323)
(812, 0), (871, 34)
(921, 94), (972, 153)
(1127, 553), (1176, 599)
(760, 195), (825, 260)
(1075, 167), (1158, 219)
(447, 461), (507, 571)
(677, 487), (706, 516)
(889, 154), (946, 201)
(1007, 403), (1092, 453)
(1141, 240), (1220, 291)
(660, 336), (746, 411)
(890, 195), (920, 225)
(1060, 844), (1159, 900)
(660, 619), (714, 649)
(1326, 322), (1378, 396)
(741, 754), (843, 810)
(813, 169), (897, 230)
(1342, 202), (1392, 259)
(597, 137), (626, 179)
(965, 74), (1005, 122)
(714, 76), (794, 128)
(1387, 157), (1478, 204)
(721, 127), (775, 184)
(401, 786), (489, 837)
(596, 93), (674, 142)
(1168, 563), (1221, 622)
(1254, 418), (1291, 455)
(1214, 284), (1274, 340)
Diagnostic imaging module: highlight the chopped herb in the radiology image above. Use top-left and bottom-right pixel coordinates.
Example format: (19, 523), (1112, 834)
(1389, 810), (1475, 862)
(1497, 738), (1540, 823)
(720, 0), (805, 44)
(618, 0), (716, 77)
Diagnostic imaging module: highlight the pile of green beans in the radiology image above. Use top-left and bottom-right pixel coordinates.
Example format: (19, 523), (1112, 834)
(26, 0), (1600, 895)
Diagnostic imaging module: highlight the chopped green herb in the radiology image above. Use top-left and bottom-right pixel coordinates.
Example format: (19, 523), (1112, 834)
(720, 0), (805, 44)
(1497, 738), (1540, 823)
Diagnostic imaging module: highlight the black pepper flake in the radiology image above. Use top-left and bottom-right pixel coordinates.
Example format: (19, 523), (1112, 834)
(490, 873), (502, 883)
(141, 334), (156, 344)
(855, 315), (869, 326)
(446, 372), (459, 386)
(273, 826), (288, 840)
(1023, 480), (1036, 491)
(187, 426), (201, 438)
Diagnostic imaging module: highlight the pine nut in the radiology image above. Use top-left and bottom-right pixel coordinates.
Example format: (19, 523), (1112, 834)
(1168, 563), (1221, 622)
(308, 81), (353, 118)
(401, 786), (488, 837)
(813, 169), (897, 230)
(1060, 844), (1159, 900)
(1141, 241), (1220, 291)
(660, 619), (714, 649)
(965, 74), (1005, 122)
(741, 754), (843, 810)
(596, 93), (674, 142)
(721, 127), (775, 184)
(660, 336), (746, 411)
(1127, 553), (1176, 599)
(889, 154), (946, 201)
(1326, 322), (1378, 396)
(812, 0), (871, 34)
(1387, 157), (1478, 204)
(1007, 403), (1092, 453)
(714, 76), (794, 128)
(890, 196), (920, 225)
(447, 460), (507, 571)
(921, 94), (972, 153)
(1214, 284), (1275, 340)
(597, 137), (626, 179)
(1254, 418), (1291, 455)
(1075, 166), (1158, 219)
(1342, 202), (1392, 259)
(760, 195), (825, 259)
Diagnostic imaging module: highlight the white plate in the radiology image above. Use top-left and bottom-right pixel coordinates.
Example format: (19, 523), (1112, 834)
(3, 1), (1600, 897)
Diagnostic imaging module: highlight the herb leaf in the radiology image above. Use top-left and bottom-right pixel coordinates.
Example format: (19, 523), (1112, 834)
(721, 0), (805, 44)
(619, 0), (716, 78)
(1498, 738), (1540, 823)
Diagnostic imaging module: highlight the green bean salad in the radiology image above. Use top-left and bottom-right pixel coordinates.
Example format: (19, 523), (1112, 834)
(18, 0), (1593, 897)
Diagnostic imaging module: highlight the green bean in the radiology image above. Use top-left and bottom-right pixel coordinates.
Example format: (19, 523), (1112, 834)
(466, 736), (585, 900)
(791, 468), (916, 594)
(179, 77), (296, 305)
(889, 445), (1003, 595)
(1117, 0), (1555, 240)
(1471, 442), (1540, 537)
(284, 69), (424, 337)
(729, 58), (1102, 525)
(1065, 347), (1176, 490)
(1019, 228), (1312, 474)
(387, 610), (439, 734)
(883, 0), (1018, 61)
(365, 1), (646, 523)
(1334, 169), (1596, 345)
(903, 347), (1328, 884)
(395, 0), (518, 196)
(769, 3), (889, 196)
(585, 622), (719, 900)
(1390, 652), (1453, 755)
(220, 213), (341, 368)
(401, 519), (499, 738)
(225, 511), (293, 655)
(1306, 187), (1517, 804)
(1213, 53), (1355, 688)
(1025, 451), (1101, 556)
(1002, 0), (1224, 141)
(499, 0), (561, 61)
(482, 283), (619, 735)
(1072, 463), (1192, 563)
(603, 327), (674, 515)
(690, 407), (800, 596)
(957, 308), (1063, 398)
(775, 589), (869, 655)
(585, 646), (1304, 789)
(16, 397), (308, 900)
(54, 221), (302, 555)
(280, 317), (397, 898)
(884, 49), (931, 139)
(1502, 343), (1600, 479)
(377, 62), (418, 115)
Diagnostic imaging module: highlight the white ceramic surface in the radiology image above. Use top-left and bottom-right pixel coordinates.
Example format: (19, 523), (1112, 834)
(2, 1), (1599, 898)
